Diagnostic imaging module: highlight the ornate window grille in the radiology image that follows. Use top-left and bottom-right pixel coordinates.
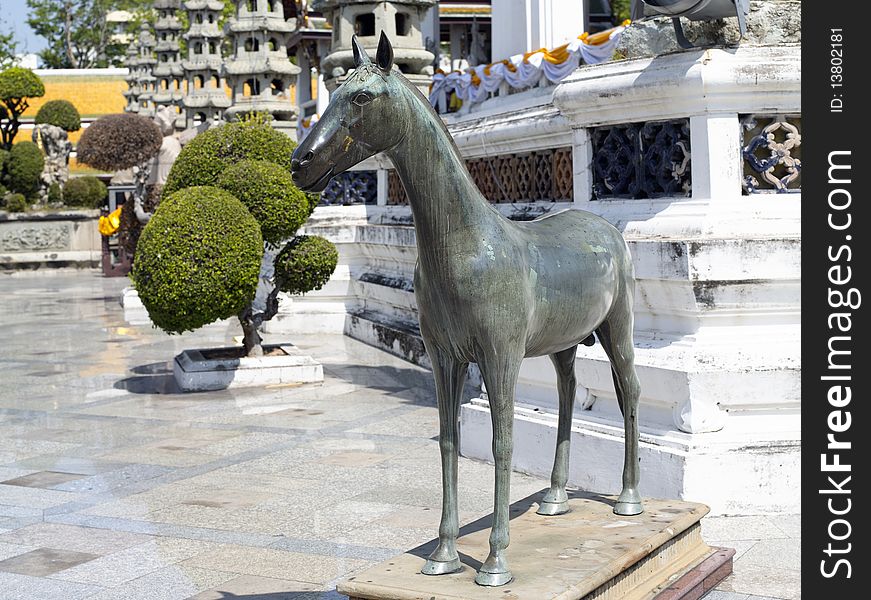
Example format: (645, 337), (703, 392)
(320, 171), (377, 205)
(741, 115), (801, 194)
(591, 119), (691, 200)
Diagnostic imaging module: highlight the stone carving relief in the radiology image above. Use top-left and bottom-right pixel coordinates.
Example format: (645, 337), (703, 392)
(0, 224), (71, 252)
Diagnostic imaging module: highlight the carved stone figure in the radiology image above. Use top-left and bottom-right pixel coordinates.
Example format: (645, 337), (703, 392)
(291, 33), (643, 587)
(32, 124), (72, 204)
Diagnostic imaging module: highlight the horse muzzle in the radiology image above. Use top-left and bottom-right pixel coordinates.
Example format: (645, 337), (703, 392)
(290, 149), (334, 192)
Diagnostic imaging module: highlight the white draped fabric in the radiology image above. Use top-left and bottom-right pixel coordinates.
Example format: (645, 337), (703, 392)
(429, 24), (628, 109)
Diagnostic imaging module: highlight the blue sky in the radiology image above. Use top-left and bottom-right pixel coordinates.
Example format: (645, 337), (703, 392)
(3, 0), (46, 54)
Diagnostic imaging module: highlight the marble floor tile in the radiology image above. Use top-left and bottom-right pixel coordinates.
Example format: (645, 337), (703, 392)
(0, 547), (99, 577)
(0, 522), (153, 555)
(1, 471), (88, 489)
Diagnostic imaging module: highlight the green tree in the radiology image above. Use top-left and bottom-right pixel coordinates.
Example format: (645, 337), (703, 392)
(25, 0), (154, 69)
(0, 68), (46, 150)
(0, 18), (18, 70)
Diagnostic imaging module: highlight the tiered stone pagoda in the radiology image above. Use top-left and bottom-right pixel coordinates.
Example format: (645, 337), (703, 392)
(152, 0), (185, 124)
(122, 44), (141, 113)
(129, 24), (158, 117)
(224, 0), (301, 134)
(312, 0), (436, 94)
(181, 0), (232, 128)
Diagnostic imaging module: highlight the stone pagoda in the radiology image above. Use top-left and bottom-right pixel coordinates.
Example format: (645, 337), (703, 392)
(181, 0), (232, 128)
(122, 43), (141, 113)
(224, 0), (301, 135)
(129, 24), (158, 117)
(312, 0), (436, 94)
(152, 0), (185, 125)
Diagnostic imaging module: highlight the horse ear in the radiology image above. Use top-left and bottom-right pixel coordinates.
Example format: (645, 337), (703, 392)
(376, 31), (394, 73)
(352, 35), (370, 68)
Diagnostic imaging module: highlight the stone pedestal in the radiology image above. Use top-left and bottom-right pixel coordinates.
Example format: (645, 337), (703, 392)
(173, 343), (324, 392)
(338, 492), (732, 600)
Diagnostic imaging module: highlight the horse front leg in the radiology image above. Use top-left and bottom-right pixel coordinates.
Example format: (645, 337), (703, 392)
(475, 350), (522, 587)
(538, 344), (578, 516)
(421, 343), (468, 576)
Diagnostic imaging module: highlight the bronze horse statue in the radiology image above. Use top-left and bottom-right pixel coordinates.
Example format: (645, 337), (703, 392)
(291, 33), (642, 587)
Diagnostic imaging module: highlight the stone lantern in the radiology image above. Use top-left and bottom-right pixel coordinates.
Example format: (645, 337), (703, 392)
(224, 0), (301, 135)
(152, 0), (185, 124)
(182, 0), (232, 128)
(312, 0), (436, 94)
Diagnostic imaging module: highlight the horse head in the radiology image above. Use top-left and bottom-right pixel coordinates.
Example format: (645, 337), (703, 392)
(291, 32), (408, 192)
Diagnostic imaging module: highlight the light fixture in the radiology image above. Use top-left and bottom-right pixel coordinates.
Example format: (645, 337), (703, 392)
(630, 0), (750, 49)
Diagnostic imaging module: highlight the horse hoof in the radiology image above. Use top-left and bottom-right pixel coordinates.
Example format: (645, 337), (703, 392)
(421, 557), (462, 575)
(614, 501), (644, 516)
(475, 569), (513, 587)
(537, 500), (569, 516)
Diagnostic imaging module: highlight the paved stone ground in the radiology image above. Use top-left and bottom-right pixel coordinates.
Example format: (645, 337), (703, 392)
(0, 272), (799, 600)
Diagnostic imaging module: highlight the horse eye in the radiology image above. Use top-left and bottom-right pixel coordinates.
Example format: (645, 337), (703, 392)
(352, 92), (372, 106)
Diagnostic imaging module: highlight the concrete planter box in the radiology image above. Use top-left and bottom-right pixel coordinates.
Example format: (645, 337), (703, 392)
(173, 344), (324, 392)
(0, 210), (100, 270)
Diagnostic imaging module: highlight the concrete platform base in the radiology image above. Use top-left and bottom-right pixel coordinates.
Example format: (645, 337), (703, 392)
(173, 343), (324, 392)
(338, 492), (728, 600)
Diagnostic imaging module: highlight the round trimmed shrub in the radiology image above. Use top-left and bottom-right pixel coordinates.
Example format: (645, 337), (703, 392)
(0, 68), (45, 102)
(35, 100), (81, 132)
(6, 141), (44, 198)
(63, 176), (107, 208)
(163, 119), (297, 196)
(5, 193), (27, 212)
(132, 186), (264, 334)
(274, 235), (338, 295)
(77, 113), (162, 170)
(216, 160), (310, 245)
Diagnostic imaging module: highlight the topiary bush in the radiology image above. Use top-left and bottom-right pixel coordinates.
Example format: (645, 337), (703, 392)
(6, 141), (44, 199)
(5, 192), (27, 212)
(216, 160), (310, 245)
(47, 182), (62, 204)
(0, 67), (45, 150)
(63, 176), (107, 208)
(76, 113), (162, 171)
(34, 99), (81, 132)
(132, 186), (264, 334)
(163, 117), (297, 196)
(274, 235), (339, 296)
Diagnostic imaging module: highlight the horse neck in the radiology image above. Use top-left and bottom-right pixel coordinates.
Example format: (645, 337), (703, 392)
(385, 84), (501, 250)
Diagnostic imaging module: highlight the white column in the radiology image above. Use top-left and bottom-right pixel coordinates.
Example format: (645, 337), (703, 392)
(316, 73), (329, 114)
(493, 0), (587, 59)
(571, 127), (593, 207)
(296, 47), (312, 111)
(376, 169), (389, 206)
(690, 113), (743, 201)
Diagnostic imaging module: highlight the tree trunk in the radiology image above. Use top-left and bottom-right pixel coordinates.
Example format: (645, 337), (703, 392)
(239, 313), (264, 357)
(64, 2), (79, 69)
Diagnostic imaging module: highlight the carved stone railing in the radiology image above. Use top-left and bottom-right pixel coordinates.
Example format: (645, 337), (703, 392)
(387, 147), (573, 205)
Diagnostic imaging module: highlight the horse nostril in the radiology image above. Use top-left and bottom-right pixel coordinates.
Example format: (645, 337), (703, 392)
(303, 150), (314, 164)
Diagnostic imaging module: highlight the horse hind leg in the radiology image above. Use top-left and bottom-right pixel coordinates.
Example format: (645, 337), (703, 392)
(596, 299), (643, 517)
(537, 345), (578, 516)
